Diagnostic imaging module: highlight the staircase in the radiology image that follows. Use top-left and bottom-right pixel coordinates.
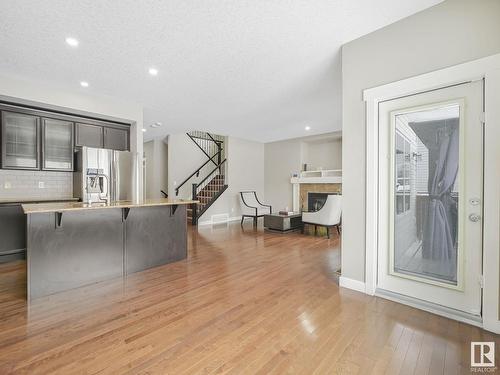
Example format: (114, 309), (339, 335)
(176, 131), (228, 225)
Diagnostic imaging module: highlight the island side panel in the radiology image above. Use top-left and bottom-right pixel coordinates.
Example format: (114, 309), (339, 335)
(125, 205), (187, 274)
(27, 209), (124, 299)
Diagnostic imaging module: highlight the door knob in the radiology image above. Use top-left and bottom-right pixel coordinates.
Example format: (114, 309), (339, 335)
(469, 213), (481, 222)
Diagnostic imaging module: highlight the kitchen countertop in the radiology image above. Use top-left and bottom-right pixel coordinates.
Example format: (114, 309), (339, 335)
(22, 198), (198, 214)
(0, 197), (79, 205)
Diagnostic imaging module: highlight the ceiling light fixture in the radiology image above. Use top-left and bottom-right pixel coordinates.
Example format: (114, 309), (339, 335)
(148, 68), (158, 76)
(305, 126), (311, 131)
(80, 81), (89, 87)
(142, 128), (147, 132)
(151, 122), (162, 128)
(65, 37), (79, 47)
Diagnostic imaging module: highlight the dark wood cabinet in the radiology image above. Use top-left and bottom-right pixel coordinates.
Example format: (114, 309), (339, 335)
(76, 123), (129, 151)
(1, 111), (40, 170)
(1, 111), (75, 171)
(75, 123), (104, 148)
(0, 205), (26, 263)
(42, 118), (74, 171)
(104, 127), (129, 151)
(1, 105), (131, 171)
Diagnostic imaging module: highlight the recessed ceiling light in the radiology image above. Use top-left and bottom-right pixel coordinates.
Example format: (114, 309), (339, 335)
(148, 68), (158, 76)
(151, 122), (162, 128)
(142, 128), (147, 132)
(65, 37), (79, 47)
(80, 81), (89, 87)
(305, 126), (311, 131)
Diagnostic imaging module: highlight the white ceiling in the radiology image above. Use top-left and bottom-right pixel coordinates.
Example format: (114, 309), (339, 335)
(0, 0), (442, 142)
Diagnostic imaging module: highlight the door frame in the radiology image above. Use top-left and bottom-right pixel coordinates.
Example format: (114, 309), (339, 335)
(363, 53), (500, 334)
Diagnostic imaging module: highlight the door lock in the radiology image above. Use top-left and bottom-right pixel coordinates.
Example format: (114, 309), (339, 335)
(469, 213), (481, 222)
(469, 198), (481, 206)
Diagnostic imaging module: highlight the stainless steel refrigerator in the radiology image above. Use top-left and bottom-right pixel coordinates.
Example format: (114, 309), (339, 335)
(74, 147), (134, 203)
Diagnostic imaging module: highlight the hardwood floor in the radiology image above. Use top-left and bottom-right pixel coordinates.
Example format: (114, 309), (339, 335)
(0, 222), (498, 374)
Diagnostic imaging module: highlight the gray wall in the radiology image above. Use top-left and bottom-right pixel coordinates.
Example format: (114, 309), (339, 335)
(167, 133), (208, 199)
(144, 140), (155, 199)
(204, 136), (265, 222)
(168, 134), (264, 223)
(144, 138), (168, 199)
(306, 138), (342, 171)
(264, 134), (342, 212)
(264, 138), (304, 211)
(341, 0), (500, 282)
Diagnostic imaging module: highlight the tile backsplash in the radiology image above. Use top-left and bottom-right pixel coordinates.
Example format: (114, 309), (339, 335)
(0, 170), (73, 199)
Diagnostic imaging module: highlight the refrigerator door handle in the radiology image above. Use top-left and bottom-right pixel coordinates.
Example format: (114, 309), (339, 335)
(111, 151), (117, 202)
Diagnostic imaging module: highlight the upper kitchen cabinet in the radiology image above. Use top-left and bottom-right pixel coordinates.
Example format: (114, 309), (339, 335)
(42, 118), (74, 171)
(1, 111), (40, 170)
(75, 123), (104, 148)
(1, 105), (131, 171)
(76, 123), (129, 151)
(104, 127), (129, 151)
(76, 123), (104, 148)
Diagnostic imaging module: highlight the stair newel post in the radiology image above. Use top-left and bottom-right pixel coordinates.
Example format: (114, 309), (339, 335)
(192, 183), (198, 225)
(217, 142), (222, 168)
(218, 152), (222, 175)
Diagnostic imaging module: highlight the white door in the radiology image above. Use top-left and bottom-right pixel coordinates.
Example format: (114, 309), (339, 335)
(377, 80), (483, 316)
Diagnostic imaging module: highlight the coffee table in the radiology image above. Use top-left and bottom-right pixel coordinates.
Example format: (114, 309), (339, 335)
(264, 212), (302, 232)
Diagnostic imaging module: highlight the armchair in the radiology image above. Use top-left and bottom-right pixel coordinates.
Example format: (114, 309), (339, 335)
(240, 191), (272, 227)
(302, 195), (342, 238)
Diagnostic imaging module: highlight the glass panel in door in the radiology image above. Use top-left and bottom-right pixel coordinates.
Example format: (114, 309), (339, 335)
(393, 104), (460, 286)
(378, 80), (482, 315)
(2, 111), (39, 169)
(43, 118), (73, 170)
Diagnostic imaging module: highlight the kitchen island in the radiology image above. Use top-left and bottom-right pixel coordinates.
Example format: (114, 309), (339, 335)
(22, 198), (196, 299)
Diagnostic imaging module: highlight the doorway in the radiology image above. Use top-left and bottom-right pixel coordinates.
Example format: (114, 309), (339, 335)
(377, 81), (483, 316)
(362, 54), (500, 333)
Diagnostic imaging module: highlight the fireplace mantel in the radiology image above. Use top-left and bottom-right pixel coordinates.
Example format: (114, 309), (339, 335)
(290, 176), (342, 184)
(290, 169), (342, 184)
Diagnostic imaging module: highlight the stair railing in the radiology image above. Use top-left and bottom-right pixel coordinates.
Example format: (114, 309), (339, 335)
(175, 149), (223, 196)
(191, 183), (198, 223)
(193, 158), (227, 198)
(206, 132), (222, 165)
(191, 159), (228, 224)
(186, 131), (222, 167)
(181, 131), (227, 224)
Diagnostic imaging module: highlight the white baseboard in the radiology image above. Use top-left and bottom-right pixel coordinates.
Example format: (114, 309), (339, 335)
(375, 288), (484, 329)
(339, 276), (366, 293)
(198, 215), (241, 226)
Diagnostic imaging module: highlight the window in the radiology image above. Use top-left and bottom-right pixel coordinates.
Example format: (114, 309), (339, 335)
(395, 131), (411, 215)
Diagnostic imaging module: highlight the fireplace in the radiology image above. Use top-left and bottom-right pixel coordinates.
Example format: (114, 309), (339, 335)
(307, 192), (338, 211)
(297, 183), (342, 212)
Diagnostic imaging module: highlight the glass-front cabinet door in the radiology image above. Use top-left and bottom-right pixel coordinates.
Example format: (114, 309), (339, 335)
(1, 111), (40, 170)
(42, 118), (74, 171)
